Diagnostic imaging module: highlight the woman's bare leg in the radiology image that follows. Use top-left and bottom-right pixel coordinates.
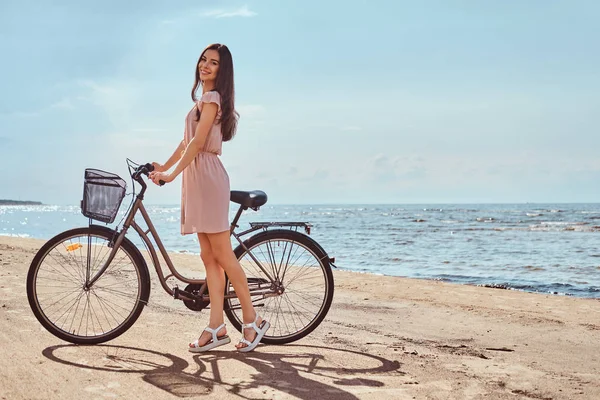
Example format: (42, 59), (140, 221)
(207, 230), (264, 349)
(190, 233), (227, 347)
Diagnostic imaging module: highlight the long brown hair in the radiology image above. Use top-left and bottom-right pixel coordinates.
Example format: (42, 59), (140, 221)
(191, 43), (238, 142)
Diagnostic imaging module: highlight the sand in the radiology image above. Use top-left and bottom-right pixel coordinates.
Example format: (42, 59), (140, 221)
(0, 235), (599, 400)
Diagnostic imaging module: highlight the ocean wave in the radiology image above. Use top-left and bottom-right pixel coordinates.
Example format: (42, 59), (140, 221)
(540, 221), (587, 226)
(3, 203), (600, 298)
(0, 233), (30, 238)
(0, 205), (80, 213)
(523, 265), (545, 271)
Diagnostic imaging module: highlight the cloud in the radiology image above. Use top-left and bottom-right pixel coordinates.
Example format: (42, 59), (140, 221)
(237, 104), (265, 118)
(256, 171), (269, 179)
(200, 5), (257, 18)
(132, 128), (167, 133)
(78, 79), (117, 95)
(77, 79), (139, 127)
(237, 104), (266, 132)
(287, 167), (298, 176)
(340, 126), (362, 131)
(363, 153), (428, 183)
(313, 169), (329, 180)
(0, 97), (74, 118)
(107, 132), (170, 149)
(0, 111), (41, 118)
(50, 98), (75, 110)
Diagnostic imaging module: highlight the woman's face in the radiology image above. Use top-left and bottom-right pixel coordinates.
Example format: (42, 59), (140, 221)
(198, 49), (220, 83)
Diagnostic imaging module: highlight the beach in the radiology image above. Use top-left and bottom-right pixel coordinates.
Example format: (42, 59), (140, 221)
(1, 235), (599, 400)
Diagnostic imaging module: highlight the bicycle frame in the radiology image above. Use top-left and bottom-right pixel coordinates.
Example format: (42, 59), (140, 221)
(85, 170), (310, 304)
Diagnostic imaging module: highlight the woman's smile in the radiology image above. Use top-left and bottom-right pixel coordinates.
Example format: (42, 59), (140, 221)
(198, 49), (220, 82)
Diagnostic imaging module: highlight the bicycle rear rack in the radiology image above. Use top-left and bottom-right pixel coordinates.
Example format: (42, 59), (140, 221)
(249, 222), (312, 235)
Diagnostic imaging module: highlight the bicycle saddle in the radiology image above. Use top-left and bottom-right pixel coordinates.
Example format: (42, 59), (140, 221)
(230, 190), (268, 209)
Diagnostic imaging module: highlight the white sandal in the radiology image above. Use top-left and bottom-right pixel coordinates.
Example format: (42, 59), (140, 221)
(188, 323), (231, 353)
(237, 315), (270, 353)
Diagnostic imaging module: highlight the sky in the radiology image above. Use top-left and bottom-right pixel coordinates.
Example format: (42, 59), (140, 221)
(0, 0), (599, 205)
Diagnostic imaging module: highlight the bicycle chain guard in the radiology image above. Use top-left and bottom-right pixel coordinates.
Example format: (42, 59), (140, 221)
(181, 284), (210, 312)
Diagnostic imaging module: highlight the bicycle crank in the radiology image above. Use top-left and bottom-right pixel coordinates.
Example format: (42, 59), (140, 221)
(174, 284), (210, 312)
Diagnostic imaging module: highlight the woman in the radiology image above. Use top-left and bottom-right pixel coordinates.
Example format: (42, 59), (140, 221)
(149, 43), (270, 353)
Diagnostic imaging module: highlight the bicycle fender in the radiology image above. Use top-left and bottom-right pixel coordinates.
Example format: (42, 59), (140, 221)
(235, 229), (337, 268)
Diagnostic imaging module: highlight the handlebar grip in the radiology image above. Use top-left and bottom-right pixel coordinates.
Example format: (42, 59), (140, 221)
(134, 163), (166, 186)
(145, 163), (165, 186)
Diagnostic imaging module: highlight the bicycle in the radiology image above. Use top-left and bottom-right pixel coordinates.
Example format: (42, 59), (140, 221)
(26, 160), (336, 345)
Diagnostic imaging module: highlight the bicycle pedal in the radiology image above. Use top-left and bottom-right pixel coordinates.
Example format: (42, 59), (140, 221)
(173, 286), (198, 301)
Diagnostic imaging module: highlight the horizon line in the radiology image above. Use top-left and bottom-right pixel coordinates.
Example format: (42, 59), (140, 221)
(4, 201), (600, 207)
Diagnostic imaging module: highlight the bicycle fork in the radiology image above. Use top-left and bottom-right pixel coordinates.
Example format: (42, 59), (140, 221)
(84, 228), (126, 289)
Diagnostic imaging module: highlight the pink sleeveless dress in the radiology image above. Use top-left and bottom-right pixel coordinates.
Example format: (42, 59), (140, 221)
(180, 91), (230, 234)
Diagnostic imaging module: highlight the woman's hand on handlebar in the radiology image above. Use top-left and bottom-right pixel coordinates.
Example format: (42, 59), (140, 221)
(149, 171), (173, 186)
(151, 162), (166, 172)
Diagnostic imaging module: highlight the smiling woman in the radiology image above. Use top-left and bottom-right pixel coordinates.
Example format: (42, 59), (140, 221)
(191, 44), (238, 142)
(148, 43), (270, 353)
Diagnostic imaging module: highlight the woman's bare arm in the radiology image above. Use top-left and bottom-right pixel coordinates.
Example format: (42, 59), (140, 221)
(152, 140), (184, 172)
(160, 102), (219, 182)
(163, 140), (186, 170)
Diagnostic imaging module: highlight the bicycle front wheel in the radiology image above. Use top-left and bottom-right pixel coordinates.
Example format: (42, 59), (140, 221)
(26, 226), (150, 344)
(224, 229), (334, 344)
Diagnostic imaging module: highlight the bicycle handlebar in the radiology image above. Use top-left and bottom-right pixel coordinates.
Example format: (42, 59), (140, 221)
(132, 163), (165, 186)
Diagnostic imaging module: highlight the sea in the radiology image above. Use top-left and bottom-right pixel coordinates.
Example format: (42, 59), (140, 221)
(2, 202), (600, 298)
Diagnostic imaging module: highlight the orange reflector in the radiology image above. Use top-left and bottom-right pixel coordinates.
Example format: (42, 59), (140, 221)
(66, 243), (83, 252)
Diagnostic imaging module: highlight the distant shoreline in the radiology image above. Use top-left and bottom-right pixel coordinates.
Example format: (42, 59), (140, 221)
(0, 200), (42, 206)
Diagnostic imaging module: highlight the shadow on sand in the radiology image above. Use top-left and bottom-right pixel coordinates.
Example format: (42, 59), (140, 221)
(42, 344), (403, 399)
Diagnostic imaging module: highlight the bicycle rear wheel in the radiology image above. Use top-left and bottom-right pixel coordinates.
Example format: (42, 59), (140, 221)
(224, 229), (334, 344)
(26, 226), (150, 344)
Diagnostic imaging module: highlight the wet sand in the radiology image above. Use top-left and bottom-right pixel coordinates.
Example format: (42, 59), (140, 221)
(1, 235), (599, 399)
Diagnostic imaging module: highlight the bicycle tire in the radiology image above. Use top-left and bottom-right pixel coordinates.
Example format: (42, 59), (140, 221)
(224, 229), (334, 344)
(26, 226), (151, 344)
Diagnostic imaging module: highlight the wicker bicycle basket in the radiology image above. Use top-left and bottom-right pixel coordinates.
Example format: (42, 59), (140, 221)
(81, 169), (127, 224)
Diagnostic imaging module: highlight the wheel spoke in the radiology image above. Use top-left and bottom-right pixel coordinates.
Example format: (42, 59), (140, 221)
(225, 232), (333, 344)
(29, 229), (145, 343)
(280, 244), (303, 282)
